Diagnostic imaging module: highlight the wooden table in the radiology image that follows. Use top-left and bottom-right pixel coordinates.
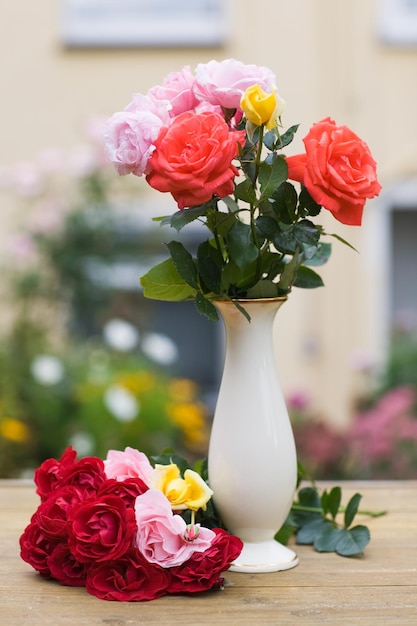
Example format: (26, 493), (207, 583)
(1, 480), (416, 625)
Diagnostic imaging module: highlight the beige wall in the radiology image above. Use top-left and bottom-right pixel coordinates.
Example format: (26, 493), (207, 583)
(1, 0), (417, 425)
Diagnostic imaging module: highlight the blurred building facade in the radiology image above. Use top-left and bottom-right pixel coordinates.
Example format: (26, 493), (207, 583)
(1, 0), (417, 426)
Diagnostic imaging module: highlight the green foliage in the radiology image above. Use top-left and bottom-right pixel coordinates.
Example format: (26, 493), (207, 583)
(276, 483), (378, 557)
(140, 122), (355, 317)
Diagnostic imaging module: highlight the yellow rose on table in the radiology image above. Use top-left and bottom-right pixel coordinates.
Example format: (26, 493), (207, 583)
(240, 84), (286, 129)
(151, 463), (214, 511)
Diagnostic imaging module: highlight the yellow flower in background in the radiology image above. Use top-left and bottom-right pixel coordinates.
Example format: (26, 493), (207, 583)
(168, 402), (208, 448)
(0, 418), (29, 443)
(116, 371), (156, 395)
(240, 84), (286, 129)
(168, 378), (198, 403)
(151, 463), (213, 511)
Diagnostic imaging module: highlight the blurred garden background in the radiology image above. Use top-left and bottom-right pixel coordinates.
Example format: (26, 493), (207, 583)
(1, 1), (417, 479)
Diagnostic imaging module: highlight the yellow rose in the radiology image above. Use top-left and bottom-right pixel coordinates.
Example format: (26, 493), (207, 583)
(240, 84), (286, 129)
(151, 463), (213, 511)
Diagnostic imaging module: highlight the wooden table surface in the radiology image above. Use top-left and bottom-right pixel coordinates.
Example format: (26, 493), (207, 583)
(1, 479), (416, 625)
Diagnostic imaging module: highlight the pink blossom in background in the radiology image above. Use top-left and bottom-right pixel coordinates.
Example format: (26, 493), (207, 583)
(349, 386), (417, 476)
(134, 489), (215, 568)
(286, 389), (311, 412)
(104, 447), (153, 484)
(12, 162), (43, 196)
(28, 199), (67, 235)
(147, 65), (198, 117)
(104, 94), (171, 177)
(193, 58), (277, 110)
(7, 234), (37, 263)
(36, 148), (67, 174)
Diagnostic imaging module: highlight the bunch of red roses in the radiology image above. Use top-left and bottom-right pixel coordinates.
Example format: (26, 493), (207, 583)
(19, 446), (242, 601)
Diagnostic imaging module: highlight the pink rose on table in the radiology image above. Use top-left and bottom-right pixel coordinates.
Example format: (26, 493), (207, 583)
(146, 111), (245, 209)
(104, 94), (170, 177)
(286, 117), (381, 226)
(193, 58), (277, 110)
(147, 65), (198, 117)
(67, 495), (136, 563)
(134, 489), (215, 568)
(104, 446), (153, 484)
(86, 548), (171, 601)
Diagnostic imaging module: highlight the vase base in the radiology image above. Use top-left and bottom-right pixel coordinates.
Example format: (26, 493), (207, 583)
(228, 540), (299, 573)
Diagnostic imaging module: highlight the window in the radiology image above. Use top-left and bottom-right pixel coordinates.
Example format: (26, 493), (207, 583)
(61, 0), (228, 48)
(378, 0), (417, 45)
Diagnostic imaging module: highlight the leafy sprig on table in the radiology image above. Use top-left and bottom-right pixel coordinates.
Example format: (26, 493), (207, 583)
(152, 454), (386, 558)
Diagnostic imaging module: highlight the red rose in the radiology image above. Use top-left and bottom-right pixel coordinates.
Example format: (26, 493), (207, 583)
(86, 548), (171, 601)
(67, 495), (136, 563)
(19, 519), (58, 577)
(36, 485), (86, 540)
(146, 111), (245, 209)
(34, 447), (77, 500)
(59, 456), (106, 494)
(168, 528), (243, 594)
(286, 117), (381, 226)
(47, 542), (87, 587)
(97, 477), (148, 508)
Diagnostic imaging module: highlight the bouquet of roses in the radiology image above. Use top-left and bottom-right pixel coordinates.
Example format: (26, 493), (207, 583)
(19, 446), (242, 601)
(104, 58), (381, 321)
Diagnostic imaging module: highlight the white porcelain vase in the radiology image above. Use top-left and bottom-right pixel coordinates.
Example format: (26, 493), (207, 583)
(208, 298), (299, 573)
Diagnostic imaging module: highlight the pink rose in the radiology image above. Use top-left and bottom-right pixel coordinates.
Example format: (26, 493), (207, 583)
(146, 111), (245, 209)
(193, 58), (276, 110)
(286, 117), (381, 226)
(134, 489), (215, 568)
(104, 447), (153, 484)
(147, 65), (198, 117)
(104, 94), (170, 177)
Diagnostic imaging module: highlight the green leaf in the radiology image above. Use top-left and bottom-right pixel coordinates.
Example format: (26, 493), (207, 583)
(321, 486), (342, 520)
(296, 518), (330, 545)
(221, 196), (240, 213)
(294, 220), (321, 246)
(293, 266), (324, 289)
(276, 124), (299, 149)
(272, 182), (298, 223)
(196, 241), (222, 294)
(305, 242), (332, 267)
(195, 292), (219, 322)
(314, 524), (344, 552)
(335, 525), (370, 556)
(140, 258), (196, 301)
(150, 452), (190, 475)
(299, 187), (321, 217)
(327, 232), (358, 253)
(234, 179), (257, 205)
(227, 220), (259, 270)
(161, 204), (211, 231)
(275, 523), (297, 546)
(344, 493), (362, 529)
(246, 280), (279, 299)
(166, 241), (198, 289)
(256, 215), (278, 239)
(258, 157), (288, 202)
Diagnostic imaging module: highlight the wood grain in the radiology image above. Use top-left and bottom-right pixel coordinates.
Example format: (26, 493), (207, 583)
(1, 480), (416, 625)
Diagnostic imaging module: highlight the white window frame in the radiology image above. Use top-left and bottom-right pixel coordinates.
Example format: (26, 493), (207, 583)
(60, 0), (229, 48)
(377, 0), (417, 45)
